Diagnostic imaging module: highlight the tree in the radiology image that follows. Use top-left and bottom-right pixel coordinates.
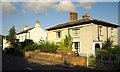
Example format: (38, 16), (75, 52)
(64, 28), (72, 48)
(7, 26), (16, 48)
(102, 37), (113, 50)
(57, 28), (73, 54)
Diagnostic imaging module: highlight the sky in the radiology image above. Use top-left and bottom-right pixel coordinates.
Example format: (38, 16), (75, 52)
(1, 0), (120, 45)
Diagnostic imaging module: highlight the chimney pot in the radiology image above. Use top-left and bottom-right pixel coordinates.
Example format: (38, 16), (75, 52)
(82, 13), (90, 19)
(24, 24), (28, 30)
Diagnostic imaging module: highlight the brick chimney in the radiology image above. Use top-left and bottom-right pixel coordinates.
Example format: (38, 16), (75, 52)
(24, 24), (28, 30)
(70, 10), (78, 22)
(82, 13), (90, 19)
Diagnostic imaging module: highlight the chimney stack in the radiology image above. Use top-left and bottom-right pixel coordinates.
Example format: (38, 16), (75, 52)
(82, 13), (90, 19)
(35, 20), (40, 28)
(70, 10), (78, 22)
(24, 24), (28, 30)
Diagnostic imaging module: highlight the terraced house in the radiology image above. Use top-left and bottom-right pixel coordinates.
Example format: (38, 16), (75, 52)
(46, 11), (119, 55)
(16, 20), (47, 43)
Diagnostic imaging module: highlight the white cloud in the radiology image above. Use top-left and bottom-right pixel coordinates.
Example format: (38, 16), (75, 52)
(79, 0), (95, 10)
(2, 2), (16, 14)
(22, 0), (76, 14)
(55, 0), (75, 12)
(22, 2), (56, 14)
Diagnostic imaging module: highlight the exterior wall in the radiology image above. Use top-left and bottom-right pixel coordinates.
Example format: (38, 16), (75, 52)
(16, 27), (47, 43)
(112, 28), (118, 45)
(47, 28), (68, 43)
(47, 23), (119, 55)
(79, 24), (93, 54)
(3, 38), (11, 50)
(29, 28), (47, 43)
(16, 33), (26, 42)
(92, 24), (118, 54)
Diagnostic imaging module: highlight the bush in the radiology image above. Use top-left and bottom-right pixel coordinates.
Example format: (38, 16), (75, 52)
(38, 41), (59, 53)
(57, 47), (72, 55)
(96, 49), (109, 55)
(89, 55), (96, 66)
(109, 46), (120, 55)
(23, 43), (38, 52)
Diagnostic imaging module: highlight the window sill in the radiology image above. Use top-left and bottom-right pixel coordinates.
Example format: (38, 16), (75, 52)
(72, 36), (80, 38)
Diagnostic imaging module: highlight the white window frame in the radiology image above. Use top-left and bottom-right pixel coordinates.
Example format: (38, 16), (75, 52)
(99, 26), (103, 36)
(72, 42), (80, 53)
(72, 28), (80, 37)
(111, 27), (114, 37)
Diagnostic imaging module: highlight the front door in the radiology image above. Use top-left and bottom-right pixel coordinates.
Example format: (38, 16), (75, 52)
(95, 43), (100, 53)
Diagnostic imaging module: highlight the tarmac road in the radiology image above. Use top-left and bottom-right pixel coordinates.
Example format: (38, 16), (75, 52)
(2, 52), (119, 72)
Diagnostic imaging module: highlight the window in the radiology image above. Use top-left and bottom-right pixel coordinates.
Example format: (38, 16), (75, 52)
(111, 28), (114, 36)
(25, 35), (27, 39)
(99, 26), (102, 35)
(74, 42), (79, 49)
(72, 28), (79, 37)
(56, 31), (61, 38)
(73, 42), (80, 53)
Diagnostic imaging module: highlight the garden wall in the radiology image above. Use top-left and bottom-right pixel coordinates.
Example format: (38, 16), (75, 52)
(25, 50), (86, 66)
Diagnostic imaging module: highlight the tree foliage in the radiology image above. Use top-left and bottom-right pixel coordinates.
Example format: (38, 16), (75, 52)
(102, 38), (113, 50)
(57, 28), (73, 54)
(7, 26), (16, 47)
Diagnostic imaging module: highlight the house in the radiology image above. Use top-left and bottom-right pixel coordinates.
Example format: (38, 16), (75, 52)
(3, 37), (11, 50)
(16, 20), (47, 43)
(46, 11), (119, 55)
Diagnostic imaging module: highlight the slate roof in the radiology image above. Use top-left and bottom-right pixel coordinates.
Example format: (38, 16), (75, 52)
(46, 18), (120, 31)
(16, 27), (34, 35)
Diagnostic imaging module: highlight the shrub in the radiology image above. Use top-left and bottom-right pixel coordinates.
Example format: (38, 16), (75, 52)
(57, 47), (72, 55)
(96, 49), (109, 55)
(89, 55), (96, 66)
(102, 38), (113, 50)
(38, 41), (59, 53)
(23, 43), (38, 52)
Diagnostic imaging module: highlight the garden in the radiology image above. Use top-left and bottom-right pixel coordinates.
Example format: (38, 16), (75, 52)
(89, 38), (120, 69)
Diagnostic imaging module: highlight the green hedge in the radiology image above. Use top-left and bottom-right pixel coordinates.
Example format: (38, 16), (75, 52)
(38, 41), (59, 53)
(23, 43), (38, 52)
(23, 41), (59, 53)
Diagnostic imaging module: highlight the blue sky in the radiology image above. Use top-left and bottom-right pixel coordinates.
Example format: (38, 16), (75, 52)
(2, 2), (119, 35)
(1, 0), (120, 45)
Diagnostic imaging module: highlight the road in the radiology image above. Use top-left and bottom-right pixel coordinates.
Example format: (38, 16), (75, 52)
(2, 52), (72, 71)
(2, 52), (119, 72)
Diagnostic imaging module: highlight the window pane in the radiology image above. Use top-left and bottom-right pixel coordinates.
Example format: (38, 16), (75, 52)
(72, 29), (79, 37)
(56, 31), (61, 38)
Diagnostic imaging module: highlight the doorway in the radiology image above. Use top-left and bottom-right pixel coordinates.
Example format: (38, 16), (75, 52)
(95, 43), (100, 53)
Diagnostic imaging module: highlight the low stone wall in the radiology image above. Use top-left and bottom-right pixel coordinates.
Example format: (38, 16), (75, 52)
(66, 55), (86, 66)
(25, 50), (63, 63)
(25, 50), (86, 66)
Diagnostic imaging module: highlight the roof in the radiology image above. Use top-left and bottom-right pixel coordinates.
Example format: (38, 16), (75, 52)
(46, 18), (120, 31)
(16, 27), (34, 35)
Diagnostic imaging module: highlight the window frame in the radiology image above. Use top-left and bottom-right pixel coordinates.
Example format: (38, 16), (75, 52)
(72, 28), (80, 38)
(56, 31), (61, 39)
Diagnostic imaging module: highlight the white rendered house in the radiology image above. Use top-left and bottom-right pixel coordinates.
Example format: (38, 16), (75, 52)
(16, 20), (47, 43)
(46, 11), (119, 55)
